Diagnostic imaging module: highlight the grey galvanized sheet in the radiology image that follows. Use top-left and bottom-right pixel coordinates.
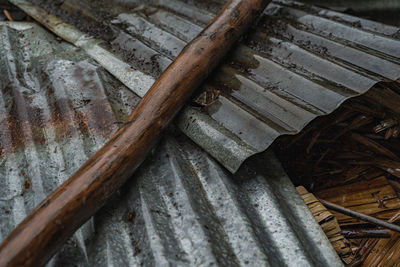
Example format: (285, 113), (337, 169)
(298, 0), (400, 12)
(11, 0), (400, 173)
(70, 136), (342, 267)
(0, 22), (341, 266)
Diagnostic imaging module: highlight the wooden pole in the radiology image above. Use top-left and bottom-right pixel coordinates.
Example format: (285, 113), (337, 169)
(0, 0), (271, 266)
(319, 199), (400, 233)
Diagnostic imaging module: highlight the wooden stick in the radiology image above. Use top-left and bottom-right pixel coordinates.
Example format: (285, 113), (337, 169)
(0, 0), (271, 266)
(319, 198), (400, 233)
(340, 228), (391, 239)
(3, 9), (14, 21)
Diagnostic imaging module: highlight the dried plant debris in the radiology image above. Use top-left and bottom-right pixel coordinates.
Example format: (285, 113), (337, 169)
(316, 176), (400, 226)
(275, 84), (400, 191)
(276, 83), (400, 266)
(357, 213), (400, 267)
(297, 186), (355, 264)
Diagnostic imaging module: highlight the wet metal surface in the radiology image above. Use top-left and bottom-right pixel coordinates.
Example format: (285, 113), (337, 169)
(78, 137), (342, 267)
(2, 1), (400, 264)
(298, 0), (400, 12)
(0, 21), (138, 264)
(0, 21), (341, 266)
(296, 0), (400, 27)
(10, 0), (400, 173)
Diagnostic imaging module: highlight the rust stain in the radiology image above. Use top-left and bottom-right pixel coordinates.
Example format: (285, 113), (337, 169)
(19, 170), (32, 192)
(1, 83), (47, 156)
(127, 211), (136, 223)
(51, 97), (80, 141)
(23, 179), (32, 190)
(0, 67), (120, 158)
(72, 65), (116, 138)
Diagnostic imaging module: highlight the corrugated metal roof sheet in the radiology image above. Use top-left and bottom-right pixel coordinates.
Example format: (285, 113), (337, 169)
(3, 1), (400, 264)
(74, 137), (341, 267)
(0, 21), (341, 266)
(298, 0), (400, 12)
(11, 0), (400, 173)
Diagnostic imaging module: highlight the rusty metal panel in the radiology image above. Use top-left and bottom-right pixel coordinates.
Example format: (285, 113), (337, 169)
(0, 21), (341, 266)
(0, 20), (139, 262)
(3, 0), (400, 264)
(11, 0), (400, 173)
(3, 1), (400, 263)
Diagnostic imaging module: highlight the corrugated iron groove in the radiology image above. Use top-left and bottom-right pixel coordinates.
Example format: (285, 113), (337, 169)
(272, 3), (400, 60)
(270, 21), (400, 80)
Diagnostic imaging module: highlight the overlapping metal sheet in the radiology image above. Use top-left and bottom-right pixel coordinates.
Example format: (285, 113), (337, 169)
(2, 0), (400, 265)
(0, 21), (341, 266)
(68, 138), (341, 267)
(299, 0), (400, 12)
(11, 0), (400, 173)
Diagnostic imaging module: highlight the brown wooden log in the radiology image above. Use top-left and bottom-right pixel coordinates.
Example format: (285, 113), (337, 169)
(0, 0), (271, 266)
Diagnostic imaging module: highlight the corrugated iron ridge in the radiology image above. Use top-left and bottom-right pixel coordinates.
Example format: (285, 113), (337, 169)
(12, 0), (400, 173)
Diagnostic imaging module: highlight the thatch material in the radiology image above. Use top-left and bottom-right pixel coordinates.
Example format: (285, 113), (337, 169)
(278, 84), (400, 266)
(297, 186), (355, 264)
(316, 176), (400, 226)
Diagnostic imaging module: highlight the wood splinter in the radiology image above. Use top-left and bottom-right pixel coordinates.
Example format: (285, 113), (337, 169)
(3, 10), (14, 21)
(0, 0), (272, 266)
(340, 228), (391, 239)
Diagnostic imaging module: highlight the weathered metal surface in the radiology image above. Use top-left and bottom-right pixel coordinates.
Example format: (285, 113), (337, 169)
(0, 21), (341, 266)
(0, 21), (139, 264)
(298, 0), (400, 12)
(11, 0), (400, 173)
(296, 0), (400, 27)
(0, 2), (275, 265)
(71, 137), (342, 267)
(3, 0), (400, 264)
